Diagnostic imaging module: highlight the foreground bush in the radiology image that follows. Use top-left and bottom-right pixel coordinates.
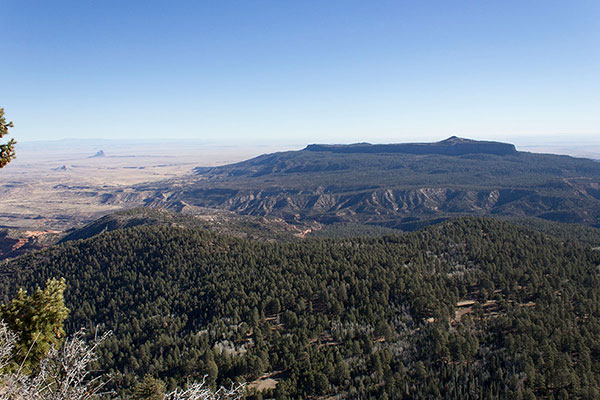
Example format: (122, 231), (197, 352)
(0, 321), (245, 400)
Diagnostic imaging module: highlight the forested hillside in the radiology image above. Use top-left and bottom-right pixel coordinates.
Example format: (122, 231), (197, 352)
(1, 218), (599, 399)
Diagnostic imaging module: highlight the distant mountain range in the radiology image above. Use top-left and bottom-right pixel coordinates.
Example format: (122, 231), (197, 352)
(99, 137), (600, 230)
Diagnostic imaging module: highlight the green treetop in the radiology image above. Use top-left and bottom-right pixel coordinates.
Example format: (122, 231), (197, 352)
(0, 107), (16, 168)
(0, 278), (69, 373)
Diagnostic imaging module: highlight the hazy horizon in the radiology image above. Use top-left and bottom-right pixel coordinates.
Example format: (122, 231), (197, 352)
(10, 135), (600, 162)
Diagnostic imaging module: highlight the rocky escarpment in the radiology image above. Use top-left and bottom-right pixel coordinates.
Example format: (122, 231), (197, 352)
(125, 184), (600, 229)
(0, 229), (62, 260)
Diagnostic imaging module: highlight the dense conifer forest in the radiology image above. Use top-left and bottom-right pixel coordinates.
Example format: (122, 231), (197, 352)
(1, 217), (600, 399)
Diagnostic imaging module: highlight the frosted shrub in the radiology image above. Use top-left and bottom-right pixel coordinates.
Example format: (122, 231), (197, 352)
(0, 322), (245, 399)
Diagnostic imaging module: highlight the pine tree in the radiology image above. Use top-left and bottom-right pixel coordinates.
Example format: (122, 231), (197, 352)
(134, 375), (167, 400)
(0, 278), (69, 373)
(0, 107), (16, 168)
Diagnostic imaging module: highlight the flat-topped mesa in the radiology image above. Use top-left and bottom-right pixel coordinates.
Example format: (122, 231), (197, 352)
(304, 136), (517, 156)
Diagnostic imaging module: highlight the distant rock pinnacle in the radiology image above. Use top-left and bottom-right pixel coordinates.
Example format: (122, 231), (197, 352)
(91, 150), (106, 158)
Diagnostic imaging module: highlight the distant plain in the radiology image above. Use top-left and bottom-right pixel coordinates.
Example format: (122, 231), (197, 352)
(0, 140), (298, 230)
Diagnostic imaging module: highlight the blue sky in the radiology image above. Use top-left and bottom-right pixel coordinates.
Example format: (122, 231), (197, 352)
(2, 0), (599, 144)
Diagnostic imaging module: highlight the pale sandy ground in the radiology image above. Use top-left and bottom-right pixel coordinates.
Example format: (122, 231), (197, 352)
(0, 140), (301, 230)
